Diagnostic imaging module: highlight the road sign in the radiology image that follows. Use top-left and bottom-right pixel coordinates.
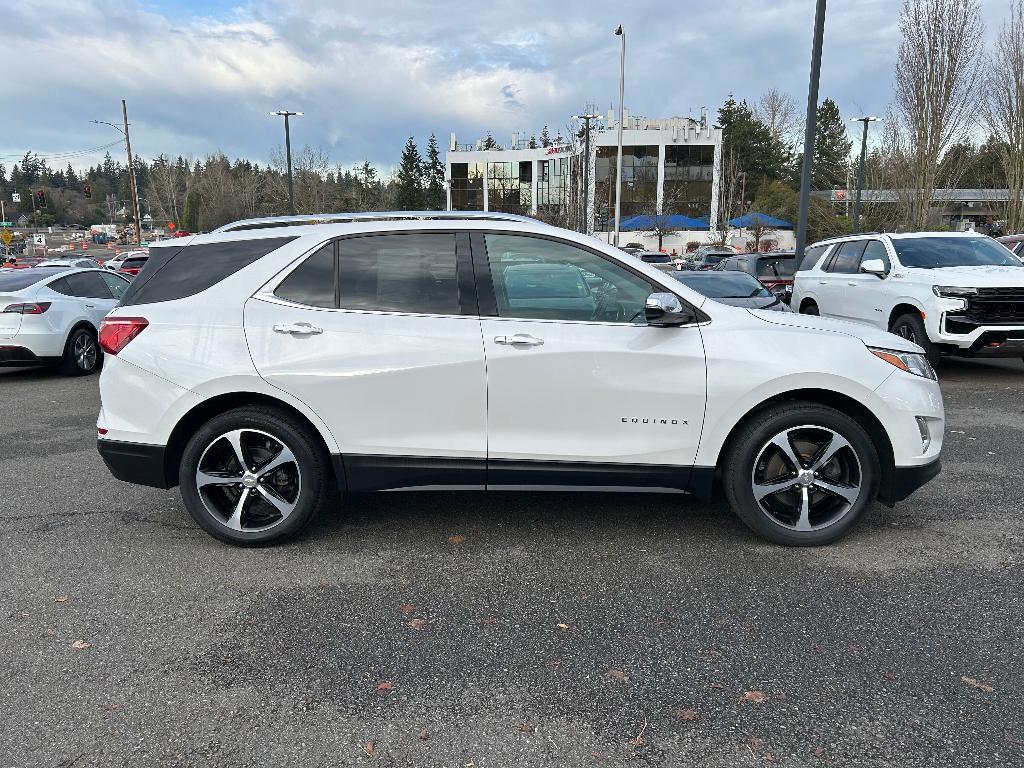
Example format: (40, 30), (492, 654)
(1, 230), (11, 246)
(33, 234), (45, 246)
(11, 193), (20, 203)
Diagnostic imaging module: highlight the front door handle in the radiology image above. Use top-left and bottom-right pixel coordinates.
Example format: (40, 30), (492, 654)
(273, 322), (323, 336)
(85, 304), (96, 309)
(494, 333), (544, 347)
(847, 281), (858, 286)
(818, 280), (827, 285)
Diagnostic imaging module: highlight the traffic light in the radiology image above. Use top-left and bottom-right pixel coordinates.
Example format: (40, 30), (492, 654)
(83, 184), (92, 199)
(35, 190), (46, 208)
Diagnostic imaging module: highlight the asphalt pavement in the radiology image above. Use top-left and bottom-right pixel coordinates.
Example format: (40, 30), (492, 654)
(1, 359), (1021, 767)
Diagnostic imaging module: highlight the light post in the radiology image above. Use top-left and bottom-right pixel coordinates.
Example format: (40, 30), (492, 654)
(271, 110), (303, 215)
(572, 112), (602, 235)
(613, 24), (626, 246)
(850, 116), (879, 233)
(91, 99), (143, 246)
(795, 0), (827, 268)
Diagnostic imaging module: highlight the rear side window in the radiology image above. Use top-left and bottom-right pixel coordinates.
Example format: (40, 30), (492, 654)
(275, 244), (336, 308)
(797, 244), (828, 272)
(119, 237), (296, 306)
(55, 271), (114, 299)
(827, 241), (866, 274)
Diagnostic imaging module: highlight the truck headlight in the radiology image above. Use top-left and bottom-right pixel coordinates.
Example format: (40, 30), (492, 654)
(932, 285), (978, 298)
(868, 347), (937, 380)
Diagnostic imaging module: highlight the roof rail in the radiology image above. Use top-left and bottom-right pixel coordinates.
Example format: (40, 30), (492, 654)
(213, 210), (547, 234)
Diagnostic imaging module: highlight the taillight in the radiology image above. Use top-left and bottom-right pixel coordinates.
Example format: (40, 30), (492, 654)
(99, 317), (149, 355)
(3, 302), (51, 314)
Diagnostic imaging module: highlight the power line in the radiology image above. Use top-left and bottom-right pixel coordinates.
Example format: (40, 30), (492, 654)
(0, 139), (125, 163)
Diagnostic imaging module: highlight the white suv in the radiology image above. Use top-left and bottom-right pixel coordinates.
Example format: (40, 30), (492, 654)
(792, 231), (1024, 363)
(95, 212), (944, 547)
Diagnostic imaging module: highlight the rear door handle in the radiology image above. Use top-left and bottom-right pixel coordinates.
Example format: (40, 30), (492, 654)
(273, 322), (322, 336)
(847, 281), (858, 286)
(494, 333), (544, 347)
(818, 280), (827, 285)
(85, 304), (96, 309)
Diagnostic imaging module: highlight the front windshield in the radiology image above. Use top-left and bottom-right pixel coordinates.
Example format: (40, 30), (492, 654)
(671, 271), (771, 298)
(893, 237), (1022, 269)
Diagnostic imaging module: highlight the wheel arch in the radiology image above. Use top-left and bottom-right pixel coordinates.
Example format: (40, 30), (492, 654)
(62, 319), (97, 349)
(888, 301), (925, 330)
(163, 391), (337, 489)
(798, 296), (818, 313)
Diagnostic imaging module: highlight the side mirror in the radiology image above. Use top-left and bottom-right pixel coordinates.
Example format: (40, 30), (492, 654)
(861, 258), (888, 277)
(645, 292), (696, 327)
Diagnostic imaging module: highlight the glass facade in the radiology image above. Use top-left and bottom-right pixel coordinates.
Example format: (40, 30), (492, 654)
(594, 145), (659, 229)
(663, 144), (715, 219)
(536, 157), (569, 213)
(450, 162), (484, 210)
(486, 161), (530, 214)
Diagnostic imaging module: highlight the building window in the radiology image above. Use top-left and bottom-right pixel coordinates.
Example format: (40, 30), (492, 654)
(450, 162), (484, 210)
(488, 161), (526, 213)
(663, 145), (715, 219)
(537, 157), (569, 213)
(594, 145), (659, 228)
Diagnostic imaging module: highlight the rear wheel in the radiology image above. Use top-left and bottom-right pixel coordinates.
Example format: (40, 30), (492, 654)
(800, 301), (819, 316)
(178, 407), (333, 546)
(58, 327), (100, 376)
(723, 402), (880, 546)
(891, 312), (939, 366)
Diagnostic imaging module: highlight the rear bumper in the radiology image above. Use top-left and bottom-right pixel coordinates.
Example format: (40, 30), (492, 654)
(879, 457), (942, 505)
(0, 346), (59, 367)
(97, 438), (172, 489)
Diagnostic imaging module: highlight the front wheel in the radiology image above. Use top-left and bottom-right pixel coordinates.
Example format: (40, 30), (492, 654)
(891, 312), (939, 366)
(178, 407), (333, 546)
(723, 402), (880, 546)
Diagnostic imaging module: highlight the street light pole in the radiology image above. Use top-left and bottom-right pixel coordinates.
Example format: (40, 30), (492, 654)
(613, 25), (626, 247)
(850, 116), (879, 233)
(795, 0), (827, 268)
(572, 112), (602, 235)
(271, 110), (303, 215)
(91, 104), (142, 246)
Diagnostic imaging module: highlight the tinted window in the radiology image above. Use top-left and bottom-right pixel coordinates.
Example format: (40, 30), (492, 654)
(828, 241), (865, 273)
(275, 244), (336, 308)
(892, 237), (1023, 268)
(860, 240), (890, 272)
(671, 271), (771, 298)
(62, 271), (114, 299)
(120, 236), (296, 306)
(797, 244), (828, 272)
(100, 272), (130, 299)
(0, 269), (66, 291)
(121, 257), (149, 268)
(485, 234), (656, 323)
(338, 233), (460, 315)
(640, 254), (671, 264)
(756, 257), (795, 278)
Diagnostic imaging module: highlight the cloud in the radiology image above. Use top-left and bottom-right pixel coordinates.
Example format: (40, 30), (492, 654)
(0, 0), (1014, 174)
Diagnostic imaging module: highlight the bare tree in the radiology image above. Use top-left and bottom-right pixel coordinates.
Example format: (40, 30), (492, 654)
(890, 0), (984, 229)
(986, 0), (1024, 232)
(713, 149), (743, 246)
(754, 89), (800, 145)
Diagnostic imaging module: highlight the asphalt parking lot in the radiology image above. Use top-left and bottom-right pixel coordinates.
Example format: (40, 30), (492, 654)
(1, 361), (1022, 767)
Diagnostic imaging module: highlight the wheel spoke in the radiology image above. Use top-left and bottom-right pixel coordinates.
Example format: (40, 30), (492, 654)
(769, 432), (804, 472)
(224, 430), (250, 472)
(753, 478), (793, 502)
(257, 446), (296, 478)
(196, 470), (241, 488)
(255, 484), (296, 519)
(225, 488), (251, 530)
(810, 432), (852, 472)
(794, 486), (812, 531)
(814, 476), (860, 505)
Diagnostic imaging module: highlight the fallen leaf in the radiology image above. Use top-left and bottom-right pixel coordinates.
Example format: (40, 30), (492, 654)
(676, 709), (698, 721)
(557, 623), (570, 630)
(710, 682), (725, 689)
(961, 676), (994, 693)
(607, 669), (628, 682)
(54, 596), (68, 603)
(814, 747), (826, 757)
(447, 534), (466, 545)
(419, 728), (429, 741)
(408, 618), (428, 630)
(741, 690), (767, 704)
(519, 723), (534, 733)
(71, 640), (92, 650)
(399, 604), (415, 615)
(363, 740), (378, 757)
(375, 681), (394, 693)
(483, 617), (497, 625)
(765, 752), (776, 762)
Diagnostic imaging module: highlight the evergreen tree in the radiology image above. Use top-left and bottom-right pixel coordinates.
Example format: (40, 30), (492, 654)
(424, 133), (445, 210)
(539, 126), (551, 147)
(812, 98), (852, 190)
(394, 136), (424, 210)
(528, 136), (538, 149)
(717, 96), (789, 184)
(482, 132), (499, 150)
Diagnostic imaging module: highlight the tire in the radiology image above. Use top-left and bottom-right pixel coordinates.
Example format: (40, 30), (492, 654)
(800, 301), (819, 316)
(58, 326), (100, 376)
(890, 312), (939, 366)
(178, 406), (334, 546)
(722, 401), (881, 546)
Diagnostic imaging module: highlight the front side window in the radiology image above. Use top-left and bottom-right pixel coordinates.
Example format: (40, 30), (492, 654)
(100, 272), (130, 299)
(828, 241), (866, 274)
(860, 240), (891, 272)
(485, 234), (656, 323)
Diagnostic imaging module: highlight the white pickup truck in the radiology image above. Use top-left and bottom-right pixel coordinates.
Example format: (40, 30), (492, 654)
(792, 231), (1024, 364)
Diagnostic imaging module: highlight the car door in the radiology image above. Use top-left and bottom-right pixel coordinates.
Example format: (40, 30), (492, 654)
(56, 271), (118, 326)
(839, 239), (891, 328)
(245, 231), (488, 490)
(815, 240), (864, 321)
(474, 232), (707, 490)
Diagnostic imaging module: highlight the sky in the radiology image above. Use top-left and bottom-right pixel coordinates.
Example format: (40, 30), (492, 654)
(1, 0), (1015, 175)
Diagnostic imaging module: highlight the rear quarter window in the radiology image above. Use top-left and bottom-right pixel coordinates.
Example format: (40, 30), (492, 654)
(119, 236), (297, 306)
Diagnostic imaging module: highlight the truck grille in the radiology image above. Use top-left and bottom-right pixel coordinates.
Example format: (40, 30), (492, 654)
(961, 287), (1024, 324)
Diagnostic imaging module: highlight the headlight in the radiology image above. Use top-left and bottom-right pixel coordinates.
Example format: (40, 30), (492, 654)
(932, 285), (978, 298)
(868, 347), (937, 380)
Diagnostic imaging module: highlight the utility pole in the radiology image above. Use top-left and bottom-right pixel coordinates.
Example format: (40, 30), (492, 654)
(850, 116), (879, 233)
(122, 100), (143, 245)
(572, 112), (602, 235)
(271, 110), (303, 215)
(613, 25), (626, 246)
(795, 0), (827, 267)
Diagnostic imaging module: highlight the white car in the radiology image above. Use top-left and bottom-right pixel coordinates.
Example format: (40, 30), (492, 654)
(95, 212), (944, 547)
(792, 231), (1024, 363)
(104, 250), (147, 272)
(0, 267), (130, 375)
(36, 258), (103, 269)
